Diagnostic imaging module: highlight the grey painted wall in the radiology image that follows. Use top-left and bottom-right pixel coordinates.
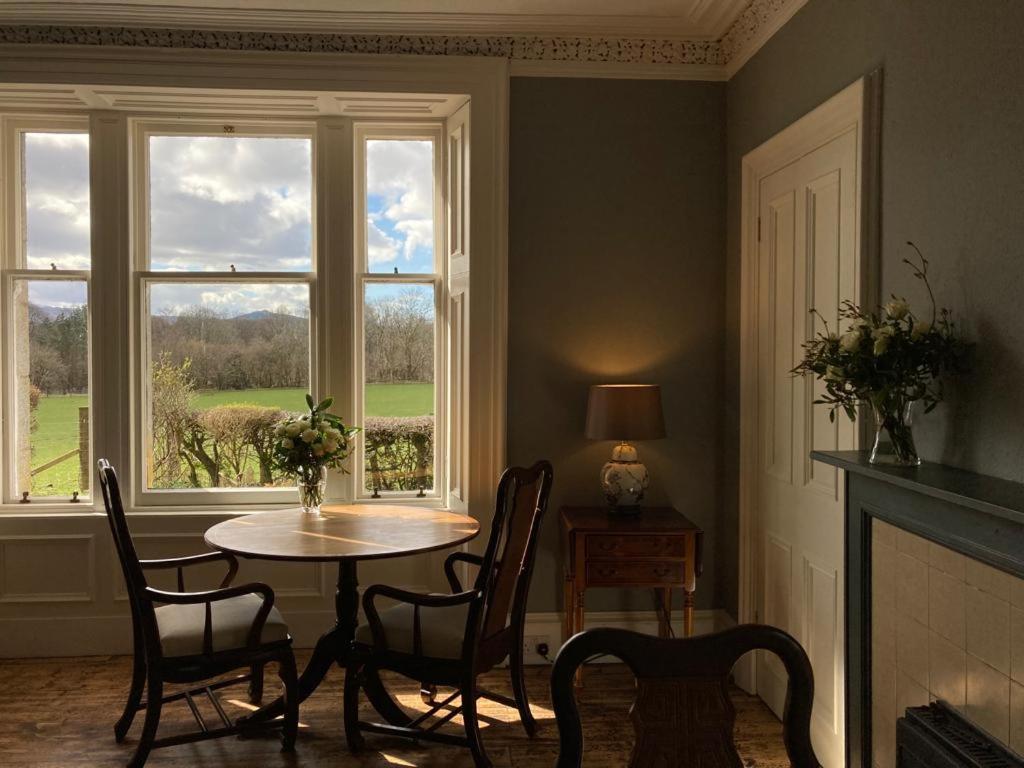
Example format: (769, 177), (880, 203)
(508, 77), (726, 612)
(722, 0), (1024, 616)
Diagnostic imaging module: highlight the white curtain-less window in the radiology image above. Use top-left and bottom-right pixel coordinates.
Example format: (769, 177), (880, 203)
(1, 118), (92, 504)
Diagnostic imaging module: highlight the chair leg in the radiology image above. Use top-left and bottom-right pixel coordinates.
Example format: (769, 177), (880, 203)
(249, 662), (265, 704)
(462, 679), (492, 768)
(420, 682), (437, 705)
(114, 651), (146, 742)
(509, 642), (537, 737)
(127, 673), (162, 768)
(343, 658), (366, 753)
(278, 653), (299, 753)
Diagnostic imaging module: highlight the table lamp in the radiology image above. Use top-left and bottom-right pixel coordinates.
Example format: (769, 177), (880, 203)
(585, 384), (665, 512)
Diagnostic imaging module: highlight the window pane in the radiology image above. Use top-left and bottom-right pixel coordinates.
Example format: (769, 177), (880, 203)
(11, 280), (90, 498)
(146, 282), (310, 489)
(149, 136), (312, 272)
(24, 132), (91, 270)
(365, 140), (435, 274)
(363, 283), (435, 493)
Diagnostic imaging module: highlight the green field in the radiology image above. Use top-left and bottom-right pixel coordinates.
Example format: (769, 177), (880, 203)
(29, 384), (433, 497)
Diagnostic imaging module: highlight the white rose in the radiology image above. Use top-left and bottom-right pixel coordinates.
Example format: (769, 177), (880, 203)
(884, 298), (909, 320)
(280, 437), (294, 449)
(324, 440), (339, 453)
(285, 422), (302, 438)
(839, 331), (861, 352)
(911, 320), (932, 340)
(326, 427), (341, 441)
(872, 325), (894, 355)
(312, 444), (325, 457)
(300, 428), (318, 444)
(275, 424), (286, 437)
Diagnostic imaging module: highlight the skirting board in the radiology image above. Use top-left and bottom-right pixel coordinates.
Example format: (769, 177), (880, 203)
(0, 608), (735, 659)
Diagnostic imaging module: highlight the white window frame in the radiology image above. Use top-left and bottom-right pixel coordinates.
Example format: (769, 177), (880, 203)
(0, 116), (94, 506)
(129, 118), (319, 507)
(353, 122), (447, 502)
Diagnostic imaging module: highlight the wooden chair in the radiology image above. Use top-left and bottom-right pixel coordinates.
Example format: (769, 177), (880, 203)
(98, 459), (298, 768)
(344, 460), (554, 768)
(551, 625), (822, 768)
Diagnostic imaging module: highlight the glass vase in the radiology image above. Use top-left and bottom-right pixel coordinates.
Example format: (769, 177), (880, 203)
(297, 465), (327, 516)
(869, 401), (921, 467)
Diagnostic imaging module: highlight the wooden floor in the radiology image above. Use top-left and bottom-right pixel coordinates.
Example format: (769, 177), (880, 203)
(0, 651), (790, 767)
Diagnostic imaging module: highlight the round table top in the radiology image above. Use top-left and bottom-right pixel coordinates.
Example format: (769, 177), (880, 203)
(204, 505), (480, 563)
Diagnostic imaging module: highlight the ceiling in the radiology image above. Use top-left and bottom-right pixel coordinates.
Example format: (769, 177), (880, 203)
(0, 0), (754, 40)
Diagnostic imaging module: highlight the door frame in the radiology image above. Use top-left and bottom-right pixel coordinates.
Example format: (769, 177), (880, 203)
(734, 69), (882, 693)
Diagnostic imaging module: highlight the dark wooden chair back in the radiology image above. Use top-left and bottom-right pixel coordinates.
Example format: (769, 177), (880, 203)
(551, 625), (822, 768)
(472, 460), (553, 645)
(98, 458), (157, 643)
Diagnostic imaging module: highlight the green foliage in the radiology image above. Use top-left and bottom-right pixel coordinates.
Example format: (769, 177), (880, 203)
(793, 243), (972, 422)
(364, 416), (434, 492)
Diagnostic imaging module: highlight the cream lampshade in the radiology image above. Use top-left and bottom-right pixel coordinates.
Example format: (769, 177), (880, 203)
(585, 384), (665, 512)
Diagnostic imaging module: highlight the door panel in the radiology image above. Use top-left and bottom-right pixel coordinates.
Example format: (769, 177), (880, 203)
(754, 127), (858, 768)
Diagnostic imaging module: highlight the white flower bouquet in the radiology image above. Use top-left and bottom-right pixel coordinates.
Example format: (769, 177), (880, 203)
(272, 394), (359, 513)
(793, 244), (970, 465)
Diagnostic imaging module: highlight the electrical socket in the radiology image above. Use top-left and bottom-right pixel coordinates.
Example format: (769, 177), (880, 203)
(522, 634), (553, 663)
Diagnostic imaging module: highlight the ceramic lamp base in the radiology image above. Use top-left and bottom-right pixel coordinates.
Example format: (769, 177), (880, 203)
(600, 442), (649, 512)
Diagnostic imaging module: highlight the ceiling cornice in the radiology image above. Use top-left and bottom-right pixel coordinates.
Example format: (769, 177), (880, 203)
(0, 0), (810, 81)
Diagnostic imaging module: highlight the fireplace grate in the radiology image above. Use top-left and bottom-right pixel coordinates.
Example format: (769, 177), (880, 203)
(897, 701), (1024, 768)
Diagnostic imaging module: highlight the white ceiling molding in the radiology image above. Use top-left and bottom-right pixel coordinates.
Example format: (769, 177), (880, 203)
(0, 0), (811, 81)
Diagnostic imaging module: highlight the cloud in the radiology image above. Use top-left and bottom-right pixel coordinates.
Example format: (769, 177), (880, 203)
(24, 132), (91, 270)
(365, 139), (435, 273)
(149, 282), (310, 317)
(149, 136), (312, 272)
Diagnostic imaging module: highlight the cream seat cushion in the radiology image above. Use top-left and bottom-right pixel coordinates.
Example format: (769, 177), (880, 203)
(355, 601), (469, 659)
(156, 594), (289, 657)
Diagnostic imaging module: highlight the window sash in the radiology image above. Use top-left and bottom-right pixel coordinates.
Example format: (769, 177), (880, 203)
(353, 124), (446, 500)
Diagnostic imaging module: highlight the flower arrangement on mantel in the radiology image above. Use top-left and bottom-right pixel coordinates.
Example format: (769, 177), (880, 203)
(793, 243), (971, 466)
(272, 394), (360, 515)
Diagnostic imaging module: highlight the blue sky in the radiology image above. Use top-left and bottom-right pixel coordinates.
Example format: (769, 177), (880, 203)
(23, 132), (435, 315)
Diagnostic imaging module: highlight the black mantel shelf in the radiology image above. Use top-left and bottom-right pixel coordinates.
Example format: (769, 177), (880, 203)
(812, 450), (1024, 526)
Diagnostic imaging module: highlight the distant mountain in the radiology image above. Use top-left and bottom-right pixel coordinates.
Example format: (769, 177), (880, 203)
(29, 303), (80, 320)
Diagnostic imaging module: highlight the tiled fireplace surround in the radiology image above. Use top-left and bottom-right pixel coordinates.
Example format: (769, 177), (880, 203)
(871, 520), (1024, 766)
(814, 451), (1024, 768)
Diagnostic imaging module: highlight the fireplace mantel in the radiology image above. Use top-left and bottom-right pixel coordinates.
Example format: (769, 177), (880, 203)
(812, 450), (1024, 767)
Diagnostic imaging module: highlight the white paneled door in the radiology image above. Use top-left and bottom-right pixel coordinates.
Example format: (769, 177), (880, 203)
(753, 123), (859, 767)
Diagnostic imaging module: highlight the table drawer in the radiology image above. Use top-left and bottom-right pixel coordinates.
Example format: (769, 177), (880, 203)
(586, 534), (685, 558)
(586, 560), (683, 586)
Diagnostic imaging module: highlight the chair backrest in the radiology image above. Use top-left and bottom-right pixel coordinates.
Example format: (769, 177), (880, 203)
(472, 460), (553, 644)
(97, 459), (154, 638)
(551, 625), (821, 768)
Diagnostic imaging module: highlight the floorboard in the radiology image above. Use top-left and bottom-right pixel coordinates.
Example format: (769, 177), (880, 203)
(0, 652), (790, 766)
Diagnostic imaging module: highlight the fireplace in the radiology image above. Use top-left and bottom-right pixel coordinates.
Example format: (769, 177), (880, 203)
(812, 450), (1024, 768)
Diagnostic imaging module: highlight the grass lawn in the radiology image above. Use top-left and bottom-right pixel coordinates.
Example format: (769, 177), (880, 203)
(29, 383), (433, 497)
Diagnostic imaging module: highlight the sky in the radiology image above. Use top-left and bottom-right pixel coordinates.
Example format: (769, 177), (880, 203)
(22, 131), (436, 315)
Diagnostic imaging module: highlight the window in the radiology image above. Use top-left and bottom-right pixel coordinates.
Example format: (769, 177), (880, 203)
(0, 98), (478, 511)
(134, 123), (315, 500)
(1, 120), (92, 503)
(356, 128), (444, 498)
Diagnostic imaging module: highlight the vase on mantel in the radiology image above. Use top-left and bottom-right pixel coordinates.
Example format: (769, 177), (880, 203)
(869, 400), (921, 467)
(297, 465), (327, 516)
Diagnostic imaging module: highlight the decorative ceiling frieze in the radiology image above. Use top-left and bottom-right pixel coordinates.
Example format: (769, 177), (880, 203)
(0, 0), (810, 79)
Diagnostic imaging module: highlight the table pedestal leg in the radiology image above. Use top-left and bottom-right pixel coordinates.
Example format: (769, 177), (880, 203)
(238, 560), (408, 727)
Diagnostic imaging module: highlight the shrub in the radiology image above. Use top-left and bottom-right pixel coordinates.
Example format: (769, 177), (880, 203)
(199, 405), (285, 487)
(364, 416), (434, 492)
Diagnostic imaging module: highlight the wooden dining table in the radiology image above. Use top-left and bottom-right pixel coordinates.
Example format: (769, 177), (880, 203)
(204, 504), (480, 726)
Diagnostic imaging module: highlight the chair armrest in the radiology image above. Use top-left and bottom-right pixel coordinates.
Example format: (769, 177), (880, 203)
(144, 582), (275, 655)
(361, 583), (481, 654)
(140, 551), (239, 590)
(443, 551), (484, 592)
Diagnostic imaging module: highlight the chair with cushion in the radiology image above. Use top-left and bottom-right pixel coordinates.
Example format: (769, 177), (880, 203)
(344, 460), (554, 768)
(550, 625), (821, 768)
(98, 459), (298, 768)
